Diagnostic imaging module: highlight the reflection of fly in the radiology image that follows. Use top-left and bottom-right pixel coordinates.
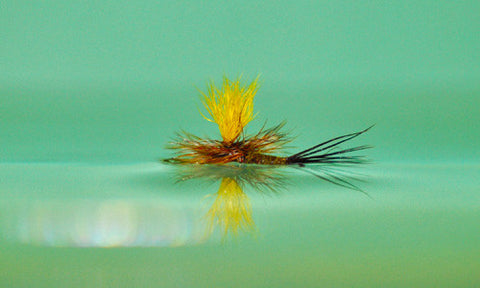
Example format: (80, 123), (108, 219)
(172, 164), (367, 239)
(165, 77), (372, 165)
(173, 165), (288, 239)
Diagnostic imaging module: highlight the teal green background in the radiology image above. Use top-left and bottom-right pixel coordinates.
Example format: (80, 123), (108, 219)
(1, 1), (480, 287)
(2, 0), (479, 162)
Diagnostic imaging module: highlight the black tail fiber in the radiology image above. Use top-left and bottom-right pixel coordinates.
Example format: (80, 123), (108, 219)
(287, 125), (374, 165)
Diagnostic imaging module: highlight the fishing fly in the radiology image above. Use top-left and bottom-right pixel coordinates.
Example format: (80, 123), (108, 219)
(165, 76), (372, 166)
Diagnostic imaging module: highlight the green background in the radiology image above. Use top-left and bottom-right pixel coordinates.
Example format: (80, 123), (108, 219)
(2, 0), (479, 163)
(1, 1), (480, 287)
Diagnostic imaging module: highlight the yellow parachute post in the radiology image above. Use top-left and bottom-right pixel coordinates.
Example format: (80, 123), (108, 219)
(200, 76), (259, 144)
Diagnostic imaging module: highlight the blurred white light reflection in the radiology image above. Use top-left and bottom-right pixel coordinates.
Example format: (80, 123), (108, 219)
(5, 200), (207, 247)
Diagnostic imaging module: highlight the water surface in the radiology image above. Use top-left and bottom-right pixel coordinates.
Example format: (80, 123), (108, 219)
(1, 162), (478, 287)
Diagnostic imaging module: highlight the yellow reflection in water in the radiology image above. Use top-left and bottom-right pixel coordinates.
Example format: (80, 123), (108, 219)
(205, 177), (255, 238)
(172, 164), (288, 240)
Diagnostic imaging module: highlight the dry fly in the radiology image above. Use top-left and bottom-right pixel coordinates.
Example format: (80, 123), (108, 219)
(164, 76), (372, 166)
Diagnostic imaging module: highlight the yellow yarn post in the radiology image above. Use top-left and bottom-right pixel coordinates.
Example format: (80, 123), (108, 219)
(200, 76), (259, 144)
